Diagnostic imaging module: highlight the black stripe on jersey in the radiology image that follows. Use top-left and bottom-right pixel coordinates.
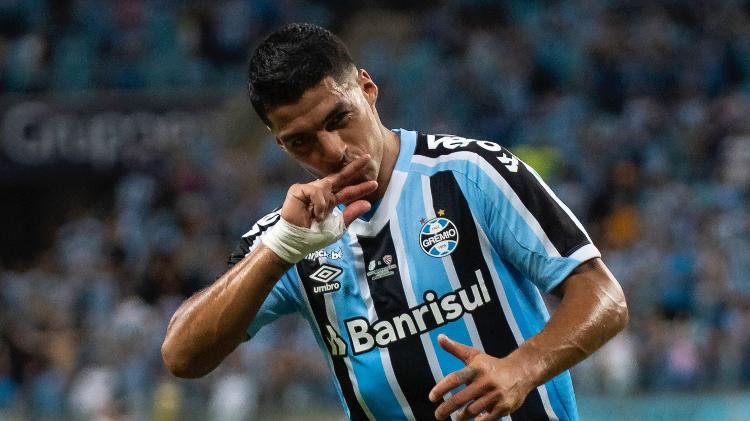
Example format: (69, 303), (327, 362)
(414, 133), (589, 257)
(429, 171), (550, 421)
(227, 210), (281, 267)
(296, 260), (371, 421)
(358, 223), (439, 420)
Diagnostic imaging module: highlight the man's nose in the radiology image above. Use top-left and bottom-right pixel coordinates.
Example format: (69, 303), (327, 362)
(317, 131), (347, 163)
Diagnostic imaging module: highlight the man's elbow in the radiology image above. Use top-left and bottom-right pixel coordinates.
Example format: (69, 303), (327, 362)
(609, 283), (629, 335)
(161, 340), (209, 379)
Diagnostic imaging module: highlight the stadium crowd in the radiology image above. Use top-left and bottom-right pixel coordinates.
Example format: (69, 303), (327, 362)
(2, 0), (750, 419)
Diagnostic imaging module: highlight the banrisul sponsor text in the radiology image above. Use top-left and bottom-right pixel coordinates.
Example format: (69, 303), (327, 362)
(344, 270), (491, 354)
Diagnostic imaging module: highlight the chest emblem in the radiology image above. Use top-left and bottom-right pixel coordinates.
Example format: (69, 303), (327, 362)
(419, 217), (459, 258)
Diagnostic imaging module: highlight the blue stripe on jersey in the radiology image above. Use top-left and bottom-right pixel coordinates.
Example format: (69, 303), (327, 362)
(293, 267), (360, 420)
(484, 244), (550, 343)
(331, 232), (409, 420)
(547, 373), (578, 421)
(410, 156), (587, 293)
(247, 272), (299, 338)
(485, 248), (577, 420)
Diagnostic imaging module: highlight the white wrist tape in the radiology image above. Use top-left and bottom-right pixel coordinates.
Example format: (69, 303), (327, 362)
(261, 213), (346, 263)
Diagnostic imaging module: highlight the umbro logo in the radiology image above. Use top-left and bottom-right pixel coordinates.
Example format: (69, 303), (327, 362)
(310, 264), (342, 283)
(310, 264), (343, 294)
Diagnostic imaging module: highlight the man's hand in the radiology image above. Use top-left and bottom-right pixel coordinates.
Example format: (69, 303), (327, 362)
(429, 334), (534, 421)
(282, 155), (378, 228)
(263, 155), (379, 263)
(429, 259), (628, 421)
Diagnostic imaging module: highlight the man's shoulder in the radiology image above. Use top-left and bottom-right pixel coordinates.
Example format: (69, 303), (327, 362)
(227, 208), (282, 267)
(239, 208), (282, 241)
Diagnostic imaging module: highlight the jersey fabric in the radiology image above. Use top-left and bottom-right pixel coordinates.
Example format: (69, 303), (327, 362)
(228, 130), (600, 421)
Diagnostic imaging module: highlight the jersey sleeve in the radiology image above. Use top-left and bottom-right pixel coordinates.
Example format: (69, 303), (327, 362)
(228, 209), (298, 338)
(466, 145), (600, 292)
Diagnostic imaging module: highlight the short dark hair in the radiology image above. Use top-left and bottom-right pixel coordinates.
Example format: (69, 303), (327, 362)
(247, 23), (356, 125)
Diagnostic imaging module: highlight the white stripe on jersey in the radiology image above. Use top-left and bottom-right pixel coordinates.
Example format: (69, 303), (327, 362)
(569, 243), (601, 262)
(412, 152), (562, 257)
(320, 254), (376, 421)
(296, 275), (355, 419)
(349, 237), (415, 421)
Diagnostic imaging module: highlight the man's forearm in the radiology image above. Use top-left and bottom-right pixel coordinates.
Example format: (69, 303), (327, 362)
(508, 258), (629, 389)
(161, 244), (291, 378)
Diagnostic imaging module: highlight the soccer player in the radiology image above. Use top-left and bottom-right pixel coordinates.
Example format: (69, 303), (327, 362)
(161, 23), (628, 421)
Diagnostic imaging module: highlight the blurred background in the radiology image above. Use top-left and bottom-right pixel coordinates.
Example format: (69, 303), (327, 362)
(1, 0), (750, 420)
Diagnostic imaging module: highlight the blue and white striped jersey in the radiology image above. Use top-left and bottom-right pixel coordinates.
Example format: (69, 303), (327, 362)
(229, 130), (600, 421)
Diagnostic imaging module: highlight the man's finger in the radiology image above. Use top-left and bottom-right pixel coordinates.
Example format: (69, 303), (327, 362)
(475, 406), (503, 421)
(438, 334), (479, 364)
(298, 184), (336, 222)
(456, 394), (495, 421)
(342, 200), (372, 226)
(428, 366), (478, 403)
(325, 155), (371, 189)
(434, 383), (487, 420)
(335, 180), (378, 205)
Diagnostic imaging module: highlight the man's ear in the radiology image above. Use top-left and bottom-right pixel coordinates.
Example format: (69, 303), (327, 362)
(358, 68), (378, 106)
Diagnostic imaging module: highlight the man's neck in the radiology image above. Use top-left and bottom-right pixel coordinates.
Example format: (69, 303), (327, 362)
(367, 127), (400, 203)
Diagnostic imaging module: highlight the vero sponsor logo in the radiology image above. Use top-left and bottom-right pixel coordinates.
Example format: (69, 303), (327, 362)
(427, 135), (504, 152)
(427, 135), (519, 172)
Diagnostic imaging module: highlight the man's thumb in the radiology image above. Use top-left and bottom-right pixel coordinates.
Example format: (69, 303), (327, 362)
(438, 334), (477, 363)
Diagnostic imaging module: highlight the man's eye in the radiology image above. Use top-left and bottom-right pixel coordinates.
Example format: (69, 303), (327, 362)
(328, 112), (350, 129)
(290, 138), (307, 149)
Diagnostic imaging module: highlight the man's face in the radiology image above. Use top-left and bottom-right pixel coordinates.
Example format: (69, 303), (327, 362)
(266, 69), (384, 183)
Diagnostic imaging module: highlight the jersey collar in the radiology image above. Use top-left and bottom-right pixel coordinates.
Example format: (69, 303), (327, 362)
(345, 129), (417, 237)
